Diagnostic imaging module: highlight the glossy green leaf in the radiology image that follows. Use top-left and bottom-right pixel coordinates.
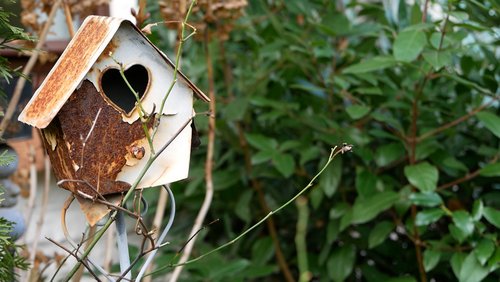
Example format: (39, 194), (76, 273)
(423, 249), (441, 272)
(393, 28), (427, 62)
(476, 111), (500, 138)
(375, 143), (405, 167)
(471, 200), (484, 221)
(346, 105), (371, 120)
(479, 162), (500, 177)
(235, 190), (253, 222)
(452, 211), (475, 237)
(449, 224), (468, 243)
(423, 50), (452, 70)
(251, 237), (274, 265)
(245, 134), (278, 151)
(415, 208), (445, 226)
(272, 154), (295, 177)
(343, 56), (397, 74)
(368, 221), (394, 249)
(320, 158), (342, 198)
(459, 252), (490, 282)
(409, 192), (443, 207)
(352, 191), (400, 224)
(451, 252), (467, 279)
(474, 239), (495, 265)
(404, 162), (439, 193)
(356, 169), (377, 199)
(327, 244), (356, 282)
(483, 207), (500, 228)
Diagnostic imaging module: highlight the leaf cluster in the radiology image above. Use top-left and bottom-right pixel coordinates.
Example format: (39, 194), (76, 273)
(146, 0), (499, 281)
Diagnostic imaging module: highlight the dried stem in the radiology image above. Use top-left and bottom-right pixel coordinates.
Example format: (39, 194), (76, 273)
(168, 24), (216, 282)
(63, 0), (75, 38)
(0, 0), (62, 138)
(27, 155), (50, 272)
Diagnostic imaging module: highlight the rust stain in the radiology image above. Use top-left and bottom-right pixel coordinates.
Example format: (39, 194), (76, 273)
(43, 80), (154, 197)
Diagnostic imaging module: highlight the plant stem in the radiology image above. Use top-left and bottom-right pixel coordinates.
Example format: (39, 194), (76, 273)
(146, 146), (345, 277)
(295, 196), (311, 282)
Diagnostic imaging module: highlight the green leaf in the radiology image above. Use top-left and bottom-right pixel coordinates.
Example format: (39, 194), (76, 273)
(251, 151), (272, 165)
(415, 208), (445, 226)
(368, 221), (394, 249)
(479, 162), (500, 177)
(452, 211), (475, 237)
(459, 252), (490, 282)
(423, 249), (441, 272)
(320, 158), (342, 198)
(404, 162), (439, 193)
(251, 237), (274, 265)
(472, 200), (484, 221)
(352, 191), (400, 224)
(409, 192), (443, 207)
(225, 97), (248, 121)
(343, 56), (397, 74)
(235, 190), (253, 222)
(245, 134), (278, 151)
(346, 105), (371, 120)
(393, 28), (427, 62)
(356, 169), (377, 199)
(483, 207), (500, 228)
(327, 244), (356, 282)
(272, 154), (295, 177)
(423, 50), (452, 70)
(451, 252), (467, 279)
(387, 277), (417, 282)
(474, 239), (495, 265)
(476, 112), (500, 138)
(375, 142), (405, 167)
(208, 259), (250, 279)
(449, 224), (468, 243)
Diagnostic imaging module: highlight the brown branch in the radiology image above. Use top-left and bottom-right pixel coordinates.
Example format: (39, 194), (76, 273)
(438, 156), (498, 191)
(422, 0), (430, 22)
(45, 237), (101, 281)
(417, 98), (497, 142)
(63, 0), (75, 38)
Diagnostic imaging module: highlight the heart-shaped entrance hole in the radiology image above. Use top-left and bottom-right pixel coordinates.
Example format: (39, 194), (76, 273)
(101, 64), (149, 114)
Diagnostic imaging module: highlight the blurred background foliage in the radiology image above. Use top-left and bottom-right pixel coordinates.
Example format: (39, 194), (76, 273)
(141, 0), (499, 281)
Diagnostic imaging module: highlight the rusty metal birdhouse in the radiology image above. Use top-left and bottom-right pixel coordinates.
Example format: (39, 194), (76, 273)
(18, 16), (209, 199)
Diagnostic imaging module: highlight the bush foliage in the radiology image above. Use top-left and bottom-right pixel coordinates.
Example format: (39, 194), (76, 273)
(146, 1), (499, 281)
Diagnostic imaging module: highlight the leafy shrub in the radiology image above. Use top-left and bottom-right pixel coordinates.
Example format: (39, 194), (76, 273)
(146, 0), (499, 281)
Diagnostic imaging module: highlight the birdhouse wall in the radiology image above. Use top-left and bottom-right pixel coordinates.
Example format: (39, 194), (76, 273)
(84, 22), (195, 190)
(42, 22), (195, 197)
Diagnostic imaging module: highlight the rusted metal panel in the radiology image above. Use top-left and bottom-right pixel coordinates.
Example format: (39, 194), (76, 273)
(18, 15), (209, 129)
(41, 80), (154, 197)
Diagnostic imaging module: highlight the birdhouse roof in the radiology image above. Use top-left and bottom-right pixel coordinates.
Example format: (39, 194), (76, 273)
(18, 16), (209, 129)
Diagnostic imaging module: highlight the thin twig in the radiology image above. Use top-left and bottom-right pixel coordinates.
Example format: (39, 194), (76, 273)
(417, 98), (498, 142)
(146, 146), (349, 277)
(45, 237), (101, 281)
(63, 0), (75, 38)
(438, 156), (498, 191)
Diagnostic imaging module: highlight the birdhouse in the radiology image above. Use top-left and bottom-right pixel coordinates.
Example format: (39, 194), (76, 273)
(18, 16), (209, 198)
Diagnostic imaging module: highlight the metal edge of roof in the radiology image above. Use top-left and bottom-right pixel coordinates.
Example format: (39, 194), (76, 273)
(127, 23), (210, 103)
(18, 16), (123, 129)
(18, 16), (209, 129)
